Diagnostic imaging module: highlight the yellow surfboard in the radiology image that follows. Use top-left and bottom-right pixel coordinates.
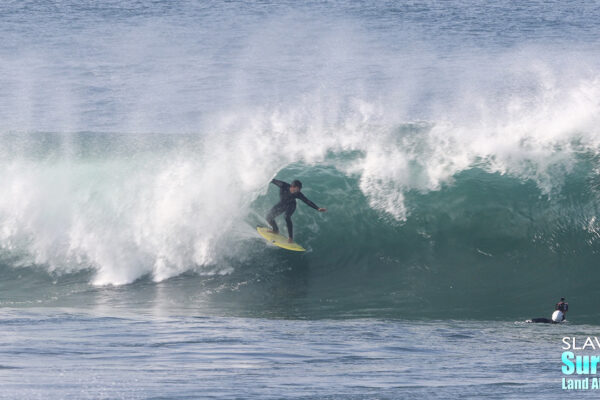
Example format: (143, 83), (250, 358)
(257, 227), (306, 252)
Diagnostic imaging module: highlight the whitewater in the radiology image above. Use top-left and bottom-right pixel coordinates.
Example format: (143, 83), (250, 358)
(1, 0), (600, 398)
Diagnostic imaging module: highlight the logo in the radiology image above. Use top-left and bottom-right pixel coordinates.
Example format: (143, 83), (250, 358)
(562, 337), (600, 390)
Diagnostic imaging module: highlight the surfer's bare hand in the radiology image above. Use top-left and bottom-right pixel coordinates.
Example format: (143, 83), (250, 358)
(318, 208), (327, 212)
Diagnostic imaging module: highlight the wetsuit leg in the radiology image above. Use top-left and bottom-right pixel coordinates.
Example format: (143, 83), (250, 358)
(266, 204), (286, 233)
(284, 203), (297, 239)
(530, 318), (553, 323)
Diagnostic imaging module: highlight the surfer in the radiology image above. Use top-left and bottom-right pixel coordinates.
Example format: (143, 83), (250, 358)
(555, 297), (568, 321)
(527, 297), (569, 323)
(266, 179), (326, 243)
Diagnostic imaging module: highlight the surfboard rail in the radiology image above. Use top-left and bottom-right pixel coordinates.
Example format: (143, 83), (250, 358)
(256, 227), (306, 252)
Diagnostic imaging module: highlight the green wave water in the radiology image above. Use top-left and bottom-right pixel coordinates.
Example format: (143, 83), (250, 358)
(1, 132), (599, 323)
(2, 0), (600, 325)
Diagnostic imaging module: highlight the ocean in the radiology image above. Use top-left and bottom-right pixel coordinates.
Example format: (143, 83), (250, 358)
(1, 0), (600, 398)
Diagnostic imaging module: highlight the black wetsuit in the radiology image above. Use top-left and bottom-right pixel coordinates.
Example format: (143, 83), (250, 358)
(266, 179), (319, 239)
(529, 317), (555, 324)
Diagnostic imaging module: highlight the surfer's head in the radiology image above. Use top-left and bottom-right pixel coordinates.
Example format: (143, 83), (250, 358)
(290, 180), (302, 193)
(560, 297), (565, 302)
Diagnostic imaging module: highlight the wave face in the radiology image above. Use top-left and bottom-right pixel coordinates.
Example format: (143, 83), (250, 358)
(1, 0), (600, 321)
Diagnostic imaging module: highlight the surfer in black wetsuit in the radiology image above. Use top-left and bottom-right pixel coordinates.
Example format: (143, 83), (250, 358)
(528, 297), (569, 323)
(266, 179), (326, 243)
(555, 297), (568, 321)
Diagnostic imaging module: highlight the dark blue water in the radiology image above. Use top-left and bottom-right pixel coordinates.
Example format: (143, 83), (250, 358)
(1, 309), (596, 400)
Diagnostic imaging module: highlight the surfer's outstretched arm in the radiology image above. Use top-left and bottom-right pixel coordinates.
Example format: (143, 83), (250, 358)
(297, 193), (326, 212)
(271, 179), (286, 188)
